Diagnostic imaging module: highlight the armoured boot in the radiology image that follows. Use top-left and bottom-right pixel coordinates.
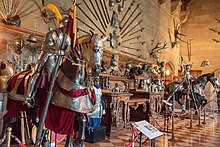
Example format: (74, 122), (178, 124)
(73, 115), (86, 147)
(181, 105), (186, 113)
(65, 134), (73, 147)
(41, 130), (49, 147)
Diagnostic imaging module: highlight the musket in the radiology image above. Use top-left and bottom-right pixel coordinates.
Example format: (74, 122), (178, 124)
(83, 0), (98, 20)
(129, 27), (145, 36)
(120, 3), (140, 31)
(129, 41), (146, 45)
(95, 0), (107, 28)
(89, 0), (106, 32)
(120, 0), (135, 24)
(121, 20), (143, 38)
(103, 0), (110, 23)
(100, 0), (109, 24)
(77, 17), (95, 31)
(122, 35), (141, 43)
(121, 50), (141, 58)
(77, 5), (106, 36)
(121, 45), (141, 51)
(120, 12), (142, 35)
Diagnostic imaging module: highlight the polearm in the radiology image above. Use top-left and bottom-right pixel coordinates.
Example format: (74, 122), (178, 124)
(89, 0), (106, 32)
(129, 28), (145, 37)
(121, 50), (140, 58)
(120, 1), (135, 24)
(122, 35), (141, 43)
(76, 17), (95, 31)
(82, 0), (98, 20)
(95, 0), (107, 28)
(103, 0), (110, 23)
(120, 3), (140, 31)
(121, 20), (143, 38)
(77, 5), (106, 36)
(120, 12), (142, 36)
(121, 45), (141, 51)
(100, 0), (109, 24)
(129, 41), (146, 45)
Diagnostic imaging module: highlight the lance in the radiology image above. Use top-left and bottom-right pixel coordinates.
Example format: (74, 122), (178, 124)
(121, 50), (141, 58)
(120, 1), (135, 24)
(121, 45), (141, 51)
(100, 0), (109, 24)
(83, 0), (98, 20)
(103, 0), (111, 23)
(77, 5), (106, 36)
(121, 20), (143, 38)
(77, 17), (95, 31)
(122, 35), (141, 43)
(89, 0), (106, 32)
(120, 12), (142, 36)
(120, 3), (140, 31)
(129, 27), (145, 36)
(130, 41), (146, 45)
(95, 0), (107, 28)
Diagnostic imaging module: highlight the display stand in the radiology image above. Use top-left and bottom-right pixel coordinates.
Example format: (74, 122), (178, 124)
(131, 120), (163, 147)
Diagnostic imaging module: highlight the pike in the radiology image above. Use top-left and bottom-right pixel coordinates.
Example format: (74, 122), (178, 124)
(95, 0), (107, 28)
(120, 3), (140, 31)
(120, 12), (142, 36)
(77, 17), (95, 31)
(121, 50), (141, 58)
(121, 20), (143, 38)
(77, 5), (106, 36)
(120, 1), (135, 24)
(83, 0), (98, 20)
(100, 0), (109, 24)
(129, 27), (145, 36)
(89, 0), (106, 32)
(129, 41), (146, 45)
(122, 35), (141, 43)
(103, 0), (110, 23)
(121, 45), (141, 51)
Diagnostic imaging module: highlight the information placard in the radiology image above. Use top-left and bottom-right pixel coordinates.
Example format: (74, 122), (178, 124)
(133, 120), (163, 140)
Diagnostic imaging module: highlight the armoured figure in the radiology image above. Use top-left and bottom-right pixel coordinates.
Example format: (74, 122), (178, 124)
(24, 17), (71, 107)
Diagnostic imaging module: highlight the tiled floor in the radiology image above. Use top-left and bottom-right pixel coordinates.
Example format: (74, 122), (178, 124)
(10, 112), (220, 147)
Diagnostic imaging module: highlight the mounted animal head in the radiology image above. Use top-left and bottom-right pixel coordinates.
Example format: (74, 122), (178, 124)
(75, 34), (108, 74)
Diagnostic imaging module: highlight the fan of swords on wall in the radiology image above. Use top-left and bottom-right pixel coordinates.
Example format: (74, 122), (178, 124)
(75, 0), (146, 59)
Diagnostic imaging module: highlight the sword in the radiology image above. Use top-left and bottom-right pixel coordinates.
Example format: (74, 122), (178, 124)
(121, 20), (143, 38)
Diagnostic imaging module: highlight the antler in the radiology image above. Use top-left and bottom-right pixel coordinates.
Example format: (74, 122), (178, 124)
(150, 41), (168, 56)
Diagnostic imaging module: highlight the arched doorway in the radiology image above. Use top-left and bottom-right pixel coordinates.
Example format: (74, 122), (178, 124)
(164, 61), (175, 85)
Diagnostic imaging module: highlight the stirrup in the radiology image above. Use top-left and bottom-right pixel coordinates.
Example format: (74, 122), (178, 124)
(162, 100), (172, 107)
(23, 97), (35, 108)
